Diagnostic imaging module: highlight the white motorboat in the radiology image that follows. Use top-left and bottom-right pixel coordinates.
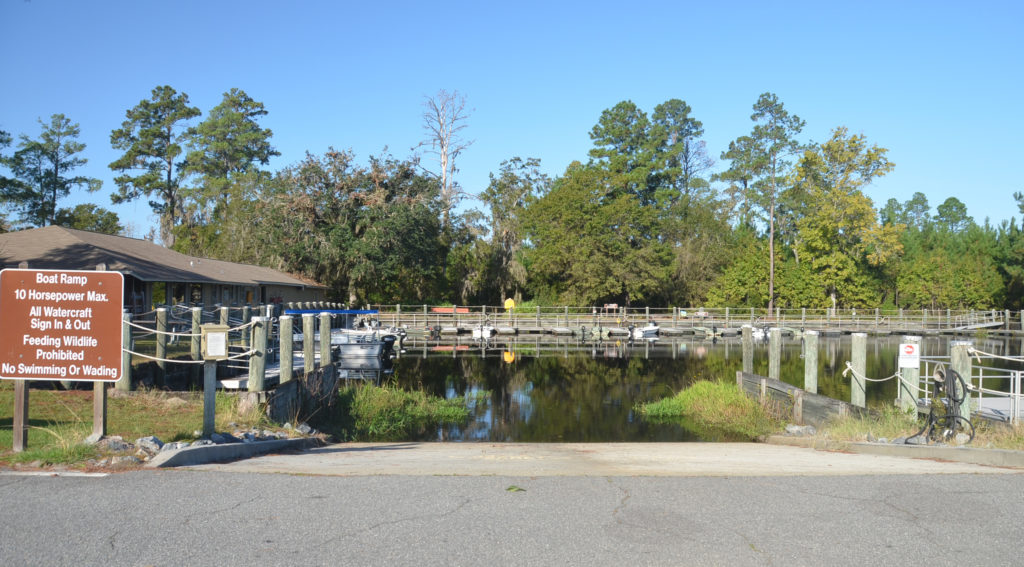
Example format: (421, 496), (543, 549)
(630, 322), (660, 339)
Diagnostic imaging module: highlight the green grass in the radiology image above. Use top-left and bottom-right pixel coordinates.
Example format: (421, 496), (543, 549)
(637, 380), (784, 441)
(818, 405), (1024, 450)
(0, 383), (274, 467)
(318, 384), (469, 441)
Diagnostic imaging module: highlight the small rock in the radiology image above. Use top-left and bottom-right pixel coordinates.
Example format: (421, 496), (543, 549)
(892, 437), (907, 445)
(785, 424), (816, 437)
(101, 437), (133, 452)
(283, 423), (293, 430)
(241, 432), (256, 443)
(192, 439), (215, 447)
(296, 423), (313, 435)
(135, 450), (150, 461)
(193, 430), (203, 438)
(955, 433), (971, 446)
(905, 436), (927, 445)
(160, 441), (191, 452)
(135, 436), (164, 455)
(211, 433), (241, 445)
(877, 437), (888, 444)
(84, 432), (103, 445)
(110, 456), (141, 468)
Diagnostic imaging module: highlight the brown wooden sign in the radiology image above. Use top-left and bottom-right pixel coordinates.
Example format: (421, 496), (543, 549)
(0, 269), (124, 382)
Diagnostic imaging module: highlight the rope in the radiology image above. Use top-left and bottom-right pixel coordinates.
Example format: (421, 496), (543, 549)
(124, 318), (256, 336)
(842, 361), (901, 383)
(123, 348), (256, 363)
(966, 347), (1024, 364)
(125, 319), (200, 337)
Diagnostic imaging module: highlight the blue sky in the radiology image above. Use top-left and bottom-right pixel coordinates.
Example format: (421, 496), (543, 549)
(2, 0), (1021, 239)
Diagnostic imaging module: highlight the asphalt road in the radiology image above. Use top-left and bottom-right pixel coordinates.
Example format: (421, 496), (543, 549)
(2, 443), (1022, 566)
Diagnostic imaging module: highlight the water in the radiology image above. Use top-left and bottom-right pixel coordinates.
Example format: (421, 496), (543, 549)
(390, 334), (1024, 442)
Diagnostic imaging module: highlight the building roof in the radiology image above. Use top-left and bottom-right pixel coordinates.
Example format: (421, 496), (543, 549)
(0, 226), (324, 289)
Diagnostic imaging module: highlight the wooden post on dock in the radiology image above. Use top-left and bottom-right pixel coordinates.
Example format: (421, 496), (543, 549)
(536, 305), (540, 327)
(793, 390), (804, 424)
(725, 307), (729, 328)
(241, 306), (251, 350)
(190, 307), (201, 388)
(320, 312), (332, 368)
(768, 328), (781, 381)
(155, 307), (167, 388)
(804, 330), (818, 394)
(950, 341), (972, 421)
(302, 314), (315, 376)
(801, 308), (806, 327)
(117, 312), (133, 392)
(280, 315), (293, 384)
(248, 317), (268, 392)
(220, 305), (229, 326)
(741, 325), (753, 374)
(851, 332), (867, 408)
(898, 335), (921, 412)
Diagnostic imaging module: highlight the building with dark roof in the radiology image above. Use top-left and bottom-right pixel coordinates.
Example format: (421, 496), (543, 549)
(0, 226), (326, 312)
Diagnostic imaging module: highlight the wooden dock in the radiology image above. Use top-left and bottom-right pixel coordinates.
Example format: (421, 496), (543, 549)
(366, 305), (1021, 338)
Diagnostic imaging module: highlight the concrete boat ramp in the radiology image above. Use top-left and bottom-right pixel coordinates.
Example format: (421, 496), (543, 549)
(186, 441), (1023, 477)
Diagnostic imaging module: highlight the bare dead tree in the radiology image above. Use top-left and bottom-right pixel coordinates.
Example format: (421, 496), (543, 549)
(414, 89), (473, 232)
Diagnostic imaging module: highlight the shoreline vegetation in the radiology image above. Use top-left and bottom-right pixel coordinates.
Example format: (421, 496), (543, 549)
(3, 376), (1024, 470)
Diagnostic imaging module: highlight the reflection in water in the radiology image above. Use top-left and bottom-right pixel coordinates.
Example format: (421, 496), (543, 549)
(389, 334), (1022, 442)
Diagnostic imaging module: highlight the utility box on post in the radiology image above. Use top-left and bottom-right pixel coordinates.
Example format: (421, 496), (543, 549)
(201, 324), (230, 361)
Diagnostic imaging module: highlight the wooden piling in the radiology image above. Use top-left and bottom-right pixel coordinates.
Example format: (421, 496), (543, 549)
(741, 325), (753, 374)
(190, 307), (201, 388)
(804, 330), (818, 394)
(280, 315), (293, 384)
(768, 328), (781, 381)
(220, 306), (229, 326)
(320, 312), (332, 368)
(155, 307), (167, 388)
(793, 390), (804, 424)
(248, 317), (268, 392)
(117, 312), (132, 392)
(302, 314), (315, 376)
(241, 305), (251, 349)
(950, 341), (972, 421)
(851, 332), (867, 409)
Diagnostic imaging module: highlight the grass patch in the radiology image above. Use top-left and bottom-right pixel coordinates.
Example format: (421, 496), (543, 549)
(817, 405), (919, 445)
(0, 386), (276, 467)
(637, 379), (784, 441)
(819, 405), (1024, 451)
(319, 384), (469, 441)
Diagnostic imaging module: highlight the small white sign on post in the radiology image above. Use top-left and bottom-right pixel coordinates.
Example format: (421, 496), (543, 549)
(898, 343), (920, 369)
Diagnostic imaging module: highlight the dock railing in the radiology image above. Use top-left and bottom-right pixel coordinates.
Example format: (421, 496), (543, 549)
(369, 305), (1018, 335)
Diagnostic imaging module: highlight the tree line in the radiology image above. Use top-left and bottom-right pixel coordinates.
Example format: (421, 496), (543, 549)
(2, 87), (1022, 309)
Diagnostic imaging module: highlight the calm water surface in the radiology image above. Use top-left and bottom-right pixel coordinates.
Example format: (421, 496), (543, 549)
(389, 334), (1024, 442)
